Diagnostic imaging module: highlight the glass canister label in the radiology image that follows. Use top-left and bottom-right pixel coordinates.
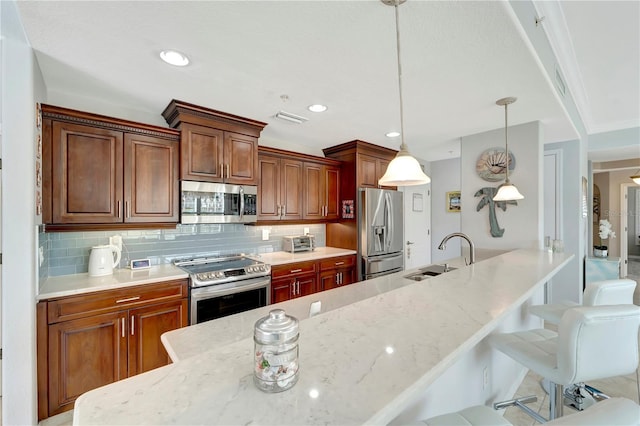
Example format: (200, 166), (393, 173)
(254, 343), (299, 392)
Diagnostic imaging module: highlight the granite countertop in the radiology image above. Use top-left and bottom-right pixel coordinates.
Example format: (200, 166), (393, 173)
(161, 248), (505, 362)
(73, 249), (573, 425)
(38, 247), (355, 301)
(251, 246), (357, 265)
(37, 264), (188, 300)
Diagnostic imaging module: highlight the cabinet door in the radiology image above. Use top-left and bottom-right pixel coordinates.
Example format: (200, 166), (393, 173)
(324, 165), (340, 220)
(124, 134), (179, 223)
(224, 132), (258, 185)
(319, 269), (339, 292)
(280, 159), (303, 220)
(296, 274), (317, 297)
(340, 267), (356, 285)
(181, 123), (224, 182)
(303, 163), (324, 220)
(257, 155), (281, 220)
(357, 153), (379, 188)
(128, 299), (188, 376)
(271, 277), (295, 303)
(52, 121), (123, 223)
(377, 158), (396, 190)
(48, 311), (127, 416)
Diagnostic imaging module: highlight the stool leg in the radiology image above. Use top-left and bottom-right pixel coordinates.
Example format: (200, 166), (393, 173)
(549, 382), (564, 420)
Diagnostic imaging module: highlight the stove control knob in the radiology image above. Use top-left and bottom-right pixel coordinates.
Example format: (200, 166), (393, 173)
(216, 271), (225, 278)
(247, 267), (253, 273)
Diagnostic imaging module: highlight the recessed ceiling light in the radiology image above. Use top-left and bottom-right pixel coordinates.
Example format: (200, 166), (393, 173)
(160, 50), (190, 67)
(308, 104), (328, 113)
(386, 131), (401, 138)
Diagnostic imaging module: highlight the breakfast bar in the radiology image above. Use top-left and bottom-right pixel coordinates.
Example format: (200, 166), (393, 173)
(72, 249), (573, 425)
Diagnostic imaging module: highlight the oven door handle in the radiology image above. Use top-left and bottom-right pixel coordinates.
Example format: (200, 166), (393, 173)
(190, 277), (271, 300)
(239, 186), (245, 221)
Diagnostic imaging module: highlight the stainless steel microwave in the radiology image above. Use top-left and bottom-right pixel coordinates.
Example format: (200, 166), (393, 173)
(180, 181), (257, 224)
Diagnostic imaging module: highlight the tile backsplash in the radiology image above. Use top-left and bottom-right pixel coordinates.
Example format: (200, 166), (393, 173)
(40, 224), (326, 278)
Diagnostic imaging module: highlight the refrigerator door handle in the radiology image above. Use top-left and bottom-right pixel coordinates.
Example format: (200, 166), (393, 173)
(385, 192), (394, 251)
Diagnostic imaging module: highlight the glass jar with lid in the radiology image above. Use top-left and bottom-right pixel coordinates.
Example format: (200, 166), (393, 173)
(253, 309), (299, 392)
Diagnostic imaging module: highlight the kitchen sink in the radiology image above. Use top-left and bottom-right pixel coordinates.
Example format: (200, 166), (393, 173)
(404, 264), (457, 281)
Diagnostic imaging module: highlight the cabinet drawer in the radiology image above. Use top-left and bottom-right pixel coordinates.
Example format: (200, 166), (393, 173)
(271, 261), (317, 278)
(47, 279), (188, 324)
(319, 255), (355, 271)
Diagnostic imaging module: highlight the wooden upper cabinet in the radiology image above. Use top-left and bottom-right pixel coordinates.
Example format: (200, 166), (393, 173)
(180, 123), (224, 181)
(52, 121), (123, 224)
(42, 104), (180, 229)
(303, 162), (340, 220)
(162, 100), (267, 185)
(257, 152), (303, 221)
(225, 132), (259, 184)
(125, 134), (179, 223)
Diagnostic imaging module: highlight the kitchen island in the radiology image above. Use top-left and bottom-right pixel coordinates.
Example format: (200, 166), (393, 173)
(73, 249), (572, 425)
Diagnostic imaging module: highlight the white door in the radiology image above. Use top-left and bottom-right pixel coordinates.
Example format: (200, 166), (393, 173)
(619, 183), (636, 277)
(403, 184), (431, 269)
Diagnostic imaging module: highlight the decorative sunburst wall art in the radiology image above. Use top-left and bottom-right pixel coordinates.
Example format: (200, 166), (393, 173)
(476, 147), (516, 182)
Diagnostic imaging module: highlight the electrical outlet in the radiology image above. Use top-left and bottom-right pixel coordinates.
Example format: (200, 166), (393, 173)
(483, 366), (489, 389)
(262, 229), (270, 241)
(303, 227), (310, 235)
(110, 235), (122, 251)
(39, 246), (44, 267)
(309, 301), (322, 317)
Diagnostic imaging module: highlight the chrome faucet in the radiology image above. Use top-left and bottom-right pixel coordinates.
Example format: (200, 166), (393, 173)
(438, 232), (476, 265)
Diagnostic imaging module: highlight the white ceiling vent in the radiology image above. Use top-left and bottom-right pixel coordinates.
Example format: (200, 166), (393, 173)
(274, 111), (308, 124)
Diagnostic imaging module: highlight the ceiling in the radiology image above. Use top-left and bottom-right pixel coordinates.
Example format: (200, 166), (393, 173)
(15, 1), (639, 163)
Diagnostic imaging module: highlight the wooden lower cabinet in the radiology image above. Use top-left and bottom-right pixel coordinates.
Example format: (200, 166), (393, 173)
(270, 255), (356, 303)
(38, 279), (188, 420)
(319, 255), (356, 291)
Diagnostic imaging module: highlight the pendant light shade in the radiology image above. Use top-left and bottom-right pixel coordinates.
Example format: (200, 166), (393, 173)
(379, 146), (431, 186)
(492, 97), (523, 201)
(631, 170), (640, 185)
(377, 0), (430, 187)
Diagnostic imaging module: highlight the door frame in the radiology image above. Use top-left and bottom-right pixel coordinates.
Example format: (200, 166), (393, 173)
(619, 183), (636, 277)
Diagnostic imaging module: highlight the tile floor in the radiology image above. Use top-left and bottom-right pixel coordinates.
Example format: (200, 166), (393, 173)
(32, 270), (640, 426)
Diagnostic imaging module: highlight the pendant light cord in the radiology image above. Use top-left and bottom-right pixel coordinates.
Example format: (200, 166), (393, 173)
(504, 102), (510, 183)
(393, 1), (408, 153)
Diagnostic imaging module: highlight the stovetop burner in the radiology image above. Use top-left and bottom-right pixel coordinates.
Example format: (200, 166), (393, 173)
(174, 254), (270, 287)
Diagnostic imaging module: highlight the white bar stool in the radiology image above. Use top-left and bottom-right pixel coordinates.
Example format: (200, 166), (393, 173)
(528, 279), (637, 409)
(489, 305), (640, 421)
(529, 278), (636, 324)
(421, 397), (640, 425)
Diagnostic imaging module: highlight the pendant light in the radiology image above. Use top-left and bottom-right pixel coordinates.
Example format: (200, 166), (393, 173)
(378, 0), (431, 187)
(630, 170), (640, 185)
(493, 97), (524, 201)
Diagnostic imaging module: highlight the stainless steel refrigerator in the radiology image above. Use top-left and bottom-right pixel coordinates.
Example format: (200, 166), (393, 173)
(358, 187), (404, 280)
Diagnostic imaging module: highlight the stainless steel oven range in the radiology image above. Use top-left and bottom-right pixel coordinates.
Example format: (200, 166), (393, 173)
(174, 254), (271, 325)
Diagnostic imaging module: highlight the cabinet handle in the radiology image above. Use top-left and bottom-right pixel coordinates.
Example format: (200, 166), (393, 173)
(116, 201), (121, 218)
(220, 163), (224, 178)
(282, 204), (286, 217)
(290, 269), (302, 273)
(226, 164), (230, 179)
(340, 272), (344, 284)
(116, 296), (141, 304)
(131, 315), (134, 336)
(290, 281), (295, 298)
(335, 261), (345, 266)
(121, 318), (125, 338)
(296, 280), (300, 295)
(125, 201), (130, 218)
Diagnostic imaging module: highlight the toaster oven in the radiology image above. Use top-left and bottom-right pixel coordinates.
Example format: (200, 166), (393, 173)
(283, 235), (315, 253)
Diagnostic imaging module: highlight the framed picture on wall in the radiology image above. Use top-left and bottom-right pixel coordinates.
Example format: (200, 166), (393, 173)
(342, 200), (354, 219)
(446, 191), (461, 212)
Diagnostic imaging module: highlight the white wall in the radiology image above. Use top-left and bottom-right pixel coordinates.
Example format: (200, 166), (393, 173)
(461, 121), (543, 250)
(430, 158), (461, 262)
(545, 140), (583, 304)
(1, 1), (45, 423)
